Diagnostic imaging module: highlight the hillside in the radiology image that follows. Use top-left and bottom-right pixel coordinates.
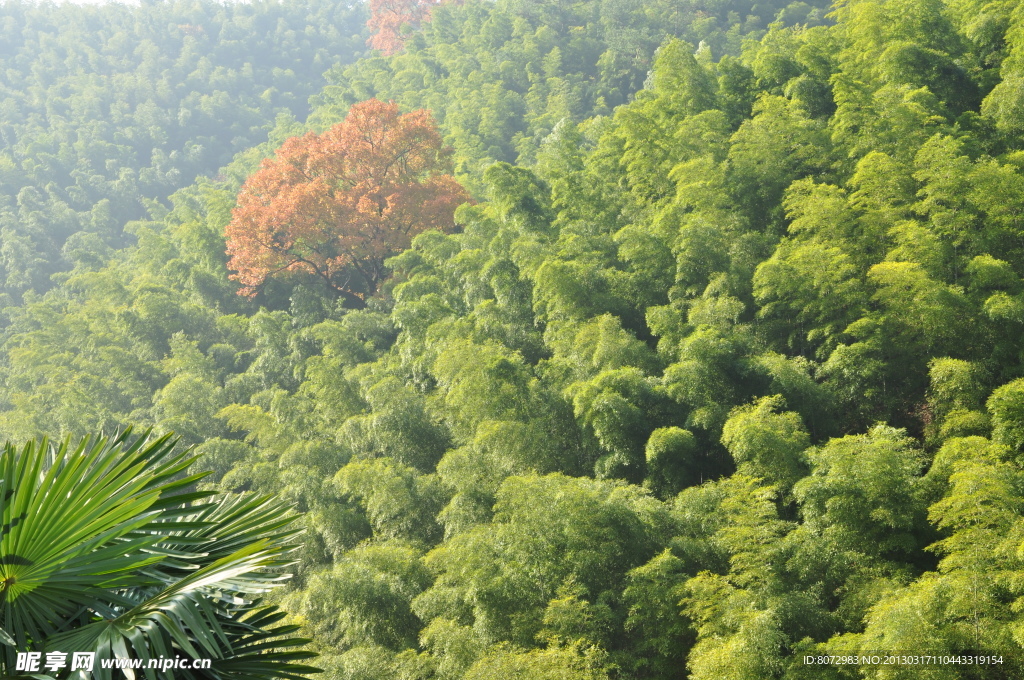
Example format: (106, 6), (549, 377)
(0, 0), (367, 304)
(3, 0), (1024, 678)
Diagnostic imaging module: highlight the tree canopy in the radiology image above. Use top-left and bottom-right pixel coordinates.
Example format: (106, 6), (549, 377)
(7, 0), (1024, 677)
(0, 0), (367, 306)
(225, 99), (469, 306)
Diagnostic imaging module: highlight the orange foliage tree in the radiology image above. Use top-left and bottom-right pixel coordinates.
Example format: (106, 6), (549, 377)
(367, 0), (448, 55)
(225, 99), (469, 306)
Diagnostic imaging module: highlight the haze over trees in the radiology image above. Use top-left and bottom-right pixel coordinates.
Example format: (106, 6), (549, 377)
(0, 0), (367, 305)
(367, 0), (450, 55)
(4, 0), (1024, 678)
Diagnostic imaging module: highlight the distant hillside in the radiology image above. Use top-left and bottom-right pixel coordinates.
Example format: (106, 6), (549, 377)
(0, 0), (367, 304)
(6, 0), (1024, 678)
(313, 0), (832, 189)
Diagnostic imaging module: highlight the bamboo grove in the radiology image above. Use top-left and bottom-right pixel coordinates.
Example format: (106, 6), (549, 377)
(3, 0), (1024, 678)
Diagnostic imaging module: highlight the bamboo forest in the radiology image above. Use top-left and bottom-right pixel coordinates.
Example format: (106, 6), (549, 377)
(1, 0), (1024, 678)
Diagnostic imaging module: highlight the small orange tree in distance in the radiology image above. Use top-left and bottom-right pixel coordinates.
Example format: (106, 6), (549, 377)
(368, 0), (461, 55)
(225, 99), (469, 307)
(368, 0), (433, 55)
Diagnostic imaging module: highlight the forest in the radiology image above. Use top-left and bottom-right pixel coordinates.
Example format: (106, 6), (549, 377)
(3, 0), (1024, 678)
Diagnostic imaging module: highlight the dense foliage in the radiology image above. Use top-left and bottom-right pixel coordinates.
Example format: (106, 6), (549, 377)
(6, 0), (1024, 678)
(313, 0), (832, 190)
(0, 0), (366, 304)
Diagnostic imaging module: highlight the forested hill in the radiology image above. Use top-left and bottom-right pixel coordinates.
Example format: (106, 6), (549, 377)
(6, 0), (1024, 678)
(0, 0), (367, 304)
(311, 0), (832, 187)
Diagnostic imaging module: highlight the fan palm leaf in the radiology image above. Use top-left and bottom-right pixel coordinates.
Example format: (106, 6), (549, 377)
(0, 429), (319, 679)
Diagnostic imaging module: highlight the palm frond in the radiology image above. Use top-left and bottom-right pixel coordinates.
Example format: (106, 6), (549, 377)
(0, 430), (319, 679)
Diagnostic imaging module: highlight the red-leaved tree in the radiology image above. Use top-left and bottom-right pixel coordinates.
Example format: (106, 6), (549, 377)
(368, 0), (452, 56)
(225, 99), (469, 306)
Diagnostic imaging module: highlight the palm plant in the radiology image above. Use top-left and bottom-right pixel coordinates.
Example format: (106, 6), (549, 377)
(0, 428), (318, 679)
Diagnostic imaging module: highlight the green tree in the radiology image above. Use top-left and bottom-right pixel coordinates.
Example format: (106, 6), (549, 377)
(721, 395), (810, 494)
